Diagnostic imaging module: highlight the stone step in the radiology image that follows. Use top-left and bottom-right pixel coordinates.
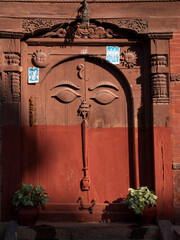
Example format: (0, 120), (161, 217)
(15, 223), (159, 240)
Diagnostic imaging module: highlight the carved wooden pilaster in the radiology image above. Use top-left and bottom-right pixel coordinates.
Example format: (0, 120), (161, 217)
(149, 33), (172, 105)
(2, 52), (22, 103)
(149, 33), (173, 221)
(151, 73), (169, 104)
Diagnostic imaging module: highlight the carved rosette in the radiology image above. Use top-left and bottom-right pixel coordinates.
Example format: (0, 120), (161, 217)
(150, 55), (167, 67)
(121, 50), (137, 68)
(151, 74), (169, 104)
(32, 50), (50, 68)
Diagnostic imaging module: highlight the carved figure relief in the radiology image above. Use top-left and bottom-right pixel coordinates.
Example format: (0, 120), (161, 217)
(32, 50), (50, 68)
(78, 100), (91, 119)
(42, 23), (119, 39)
(151, 74), (169, 103)
(121, 50), (137, 68)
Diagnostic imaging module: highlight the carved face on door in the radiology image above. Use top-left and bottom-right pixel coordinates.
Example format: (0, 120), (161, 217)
(36, 56), (131, 207)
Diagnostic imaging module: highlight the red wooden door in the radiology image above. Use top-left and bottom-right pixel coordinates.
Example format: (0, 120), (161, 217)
(22, 55), (131, 221)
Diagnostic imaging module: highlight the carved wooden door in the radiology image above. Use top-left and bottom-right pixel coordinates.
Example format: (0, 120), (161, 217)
(22, 54), (131, 221)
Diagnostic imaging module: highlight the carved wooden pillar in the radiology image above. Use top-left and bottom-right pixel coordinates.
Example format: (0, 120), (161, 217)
(148, 32), (174, 221)
(0, 34), (23, 220)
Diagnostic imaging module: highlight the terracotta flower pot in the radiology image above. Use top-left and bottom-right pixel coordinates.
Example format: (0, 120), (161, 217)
(17, 205), (39, 226)
(137, 205), (156, 226)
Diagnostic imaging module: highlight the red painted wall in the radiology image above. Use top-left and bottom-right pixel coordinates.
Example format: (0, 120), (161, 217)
(170, 32), (180, 223)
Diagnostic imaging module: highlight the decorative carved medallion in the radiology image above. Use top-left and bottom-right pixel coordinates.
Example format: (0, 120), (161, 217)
(151, 74), (169, 104)
(121, 50), (137, 68)
(32, 50), (50, 68)
(170, 74), (180, 82)
(150, 55), (167, 67)
(91, 90), (119, 105)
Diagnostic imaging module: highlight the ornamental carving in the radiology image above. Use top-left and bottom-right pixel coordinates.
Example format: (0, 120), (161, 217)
(90, 90), (119, 105)
(151, 74), (169, 104)
(43, 23), (119, 39)
(22, 19), (61, 33)
(100, 18), (148, 34)
(52, 88), (81, 103)
(22, 18), (148, 36)
(3, 52), (21, 103)
(32, 50), (50, 68)
(5, 53), (20, 66)
(150, 55), (167, 67)
(170, 74), (180, 82)
(29, 97), (34, 126)
(121, 50), (137, 68)
(11, 72), (21, 102)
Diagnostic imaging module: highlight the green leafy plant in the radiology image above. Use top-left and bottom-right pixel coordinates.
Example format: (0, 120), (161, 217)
(123, 186), (157, 214)
(12, 183), (50, 210)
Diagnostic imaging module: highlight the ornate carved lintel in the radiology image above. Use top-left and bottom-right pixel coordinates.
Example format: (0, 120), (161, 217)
(151, 74), (169, 104)
(22, 18), (148, 36)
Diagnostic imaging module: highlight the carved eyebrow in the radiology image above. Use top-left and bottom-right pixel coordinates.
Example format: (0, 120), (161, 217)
(88, 81), (119, 91)
(50, 81), (80, 90)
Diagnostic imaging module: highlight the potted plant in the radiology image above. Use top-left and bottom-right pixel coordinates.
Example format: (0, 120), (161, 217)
(123, 186), (157, 225)
(12, 183), (50, 226)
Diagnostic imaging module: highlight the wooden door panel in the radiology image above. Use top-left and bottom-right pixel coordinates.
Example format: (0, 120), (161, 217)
(22, 54), (131, 221)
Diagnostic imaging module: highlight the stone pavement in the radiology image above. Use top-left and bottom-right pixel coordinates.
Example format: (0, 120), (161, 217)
(0, 220), (180, 240)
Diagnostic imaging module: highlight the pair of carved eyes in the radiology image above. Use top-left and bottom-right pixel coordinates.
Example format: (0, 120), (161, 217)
(51, 81), (119, 105)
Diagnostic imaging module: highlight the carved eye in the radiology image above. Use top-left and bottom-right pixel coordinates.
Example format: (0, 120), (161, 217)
(52, 88), (81, 103)
(91, 90), (119, 105)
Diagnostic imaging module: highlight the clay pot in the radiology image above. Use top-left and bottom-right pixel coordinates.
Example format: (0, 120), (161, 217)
(17, 205), (39, 226)
(137, 205), (156, 226)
